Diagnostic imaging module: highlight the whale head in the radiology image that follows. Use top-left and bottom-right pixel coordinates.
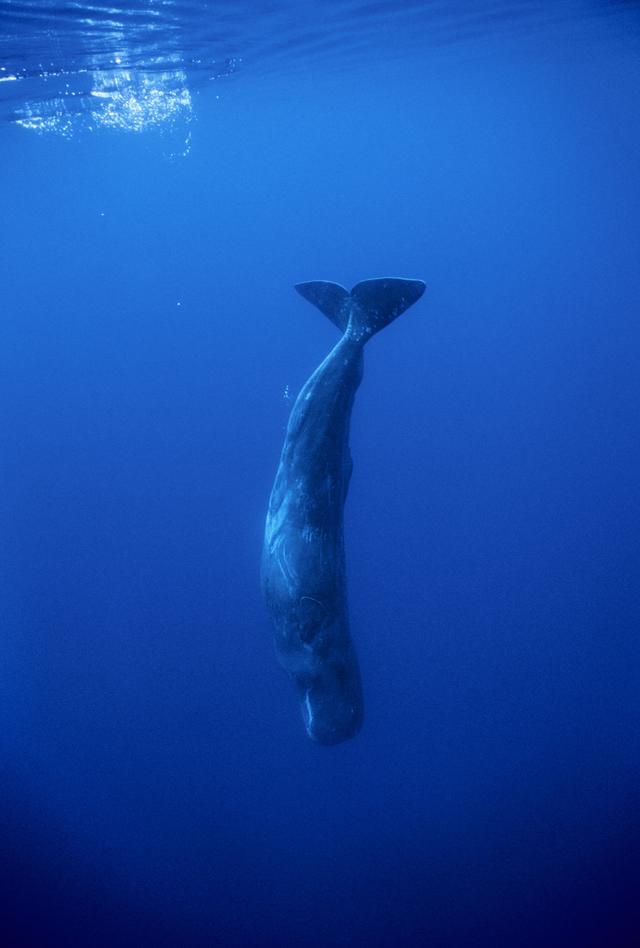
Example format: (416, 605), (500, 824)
(299, 652), (363, 746)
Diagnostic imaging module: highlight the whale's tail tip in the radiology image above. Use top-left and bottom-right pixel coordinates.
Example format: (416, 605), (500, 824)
(294, 277), (426, 338)
(351, 277), (426, 338)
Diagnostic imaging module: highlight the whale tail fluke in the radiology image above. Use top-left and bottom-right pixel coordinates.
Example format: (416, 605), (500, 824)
(295, 278), (426, 340)
(294, 281), (351, 332)
(350, 278), (426, 339)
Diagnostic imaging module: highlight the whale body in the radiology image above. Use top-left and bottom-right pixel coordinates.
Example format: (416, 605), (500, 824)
(261, 278), (426, 745)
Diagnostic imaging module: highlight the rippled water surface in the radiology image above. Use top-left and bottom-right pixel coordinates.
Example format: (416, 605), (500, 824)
(1, 0), (638, 133)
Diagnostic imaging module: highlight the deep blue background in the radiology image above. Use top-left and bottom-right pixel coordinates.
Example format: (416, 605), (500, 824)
(1, 18), (639, 948)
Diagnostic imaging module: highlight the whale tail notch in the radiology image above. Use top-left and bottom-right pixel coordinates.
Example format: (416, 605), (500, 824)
(295, 278), (425, 340)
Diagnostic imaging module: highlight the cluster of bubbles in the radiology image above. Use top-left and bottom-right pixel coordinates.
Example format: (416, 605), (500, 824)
(7, 56), (240, 154)
(10, 55), (194, 143)
(0, 0), (243, 146)
(88, 56), (193, 132)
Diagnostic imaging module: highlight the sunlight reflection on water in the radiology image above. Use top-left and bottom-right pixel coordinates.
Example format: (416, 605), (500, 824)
(0, 0), (638, 138)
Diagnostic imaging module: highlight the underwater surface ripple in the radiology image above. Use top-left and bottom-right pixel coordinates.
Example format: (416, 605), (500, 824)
(1, 0), (638, 133)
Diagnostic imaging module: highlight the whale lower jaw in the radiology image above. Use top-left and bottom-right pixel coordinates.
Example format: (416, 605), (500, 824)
(301, 682), (363, 746)
(305, 718), (362, 747)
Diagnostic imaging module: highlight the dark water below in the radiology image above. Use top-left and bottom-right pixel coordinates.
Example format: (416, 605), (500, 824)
(1, 2), (639, 946)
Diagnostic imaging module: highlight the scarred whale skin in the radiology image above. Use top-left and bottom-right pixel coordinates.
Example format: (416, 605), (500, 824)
(261, 278), (426, 745)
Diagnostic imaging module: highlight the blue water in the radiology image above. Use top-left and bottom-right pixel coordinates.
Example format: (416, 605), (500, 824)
(1, 2), (639, 946)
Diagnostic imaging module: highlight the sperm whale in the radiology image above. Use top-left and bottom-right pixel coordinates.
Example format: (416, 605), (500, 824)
(261, 277), (426, 744)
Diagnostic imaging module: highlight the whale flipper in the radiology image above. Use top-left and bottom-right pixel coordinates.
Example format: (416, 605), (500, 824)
(295, 277), (426, 340)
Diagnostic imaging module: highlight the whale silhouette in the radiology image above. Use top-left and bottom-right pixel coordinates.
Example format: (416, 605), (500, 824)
(261, 278), (426, 745)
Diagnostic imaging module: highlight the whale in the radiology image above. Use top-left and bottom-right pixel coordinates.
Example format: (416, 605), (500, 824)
(261, 277), (426, 745)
